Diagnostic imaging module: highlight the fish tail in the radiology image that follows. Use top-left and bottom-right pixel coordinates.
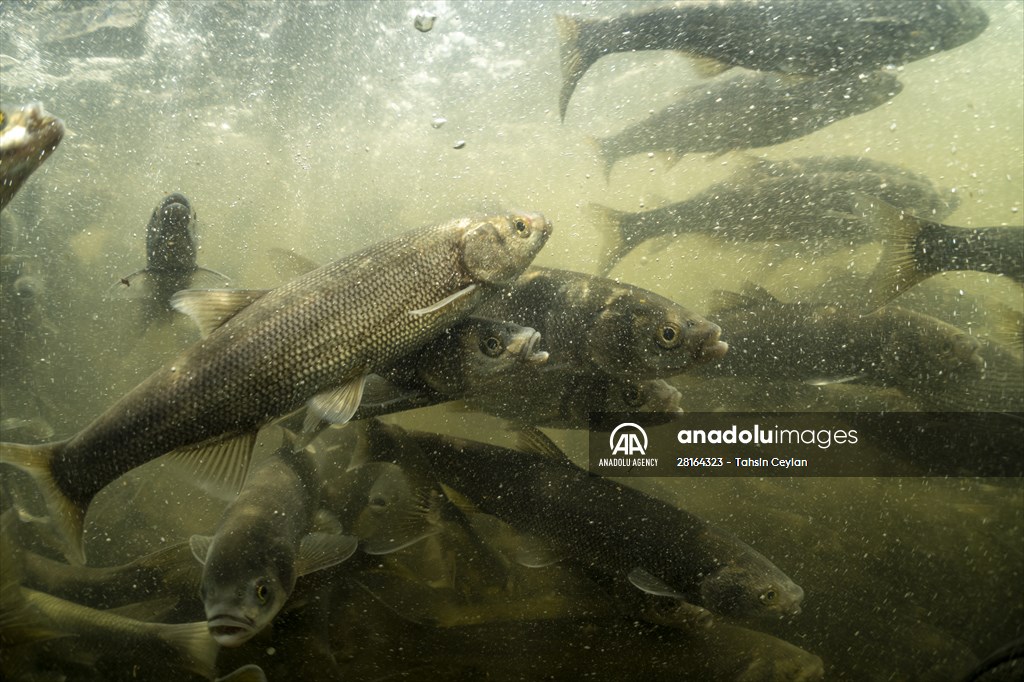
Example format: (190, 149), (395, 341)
(598, 138), (618, 183)
(588, 203), (633, 276)
(556, 13), (590, 121)
(159, 621), (220, 679)
(0, 440), (87, 565)
(863, 198), (931, 311)
(0, 511), (67, 644)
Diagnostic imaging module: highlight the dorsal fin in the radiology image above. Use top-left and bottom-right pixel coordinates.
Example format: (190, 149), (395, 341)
(707, 282), (779, 314)
(514, 426), (571, 463)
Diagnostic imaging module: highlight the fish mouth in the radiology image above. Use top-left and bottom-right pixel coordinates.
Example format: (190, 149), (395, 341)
(207, 613), (257, 647)
(693, 325), (729, 364)
(508, 330), (549, 365)
(522, 331), (549, 365)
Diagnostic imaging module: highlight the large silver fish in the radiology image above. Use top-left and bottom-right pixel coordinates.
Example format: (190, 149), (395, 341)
(1, 212), (551, 564)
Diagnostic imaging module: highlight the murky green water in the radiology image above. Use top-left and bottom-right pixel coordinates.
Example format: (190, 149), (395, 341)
(2, 1), (1022, 680)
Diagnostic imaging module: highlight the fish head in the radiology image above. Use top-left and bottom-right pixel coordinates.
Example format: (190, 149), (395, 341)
(590, 292), (728, 379)
(460, 212), (551, 285)
(353, 462), (445, 555)
(0, 102), (64, 164)
(700, 560), (805, 620)
(606, 379), (682, 413)
(146, 193), (197, 272)
(200, 535), (296, 647)
(0, 103), (64, 209)
(460, 318), (549, 378)
(202, 572), (289, 646)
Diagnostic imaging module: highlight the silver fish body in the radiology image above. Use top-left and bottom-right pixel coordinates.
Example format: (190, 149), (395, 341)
(596, 70), (902, 178)
(592, 156), (959, 275)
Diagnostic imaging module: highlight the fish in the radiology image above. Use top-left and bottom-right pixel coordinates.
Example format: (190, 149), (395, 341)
(864, 197), (1024, 308)
(1, 211), (551, 564)
(190, 432), (358, 647)
(363, 420), (804, 621)
(595, 70), (902, 179)
(478, 267), (727, 381)
(324, 460), (448, 556)
(0, 514), (218, 680)
(956, 635), (1024, 682)
(591, 156), (959, 275)
(0, 103), (64, 211)
(113, 193), (230, 326)
(18, 540), (199, 610)
(353, 316), (550, 419)
(556, 0), (989, 119)
(695, 283), (1012, 407)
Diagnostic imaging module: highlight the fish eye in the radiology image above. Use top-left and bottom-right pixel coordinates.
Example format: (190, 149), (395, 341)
(256, 582), (269, 604)
(481, 335), (504, 357)
(513, 218), (531, 237)
(761, 589), (777, 603)
(657, 323), (682, 349)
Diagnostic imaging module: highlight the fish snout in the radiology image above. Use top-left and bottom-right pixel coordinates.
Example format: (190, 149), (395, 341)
(518, 211), (552, 243)
(693, 322), (729, 364)
(523, 330), (550, 365)
(206, 612), (258, 647)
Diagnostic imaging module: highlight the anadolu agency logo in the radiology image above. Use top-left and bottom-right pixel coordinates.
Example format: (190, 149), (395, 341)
(609, 422), (648, 456)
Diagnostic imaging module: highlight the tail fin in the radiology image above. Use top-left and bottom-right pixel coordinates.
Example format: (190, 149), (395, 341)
(158, 621), (220, 679)
(0, 441), (86, 565)
(594, 136), (619, 183)
(0, 510), (67, 645)
(587, 203), (634, 276)
(862, 197), (932, 311)
(556, 14), (590, 121)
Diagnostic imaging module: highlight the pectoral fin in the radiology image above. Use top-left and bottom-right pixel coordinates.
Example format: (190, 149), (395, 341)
(162, 432), (258, 500)
(628, 567), (687, 600)
(686, 53), (734, 79)
(189, 534), (213, 565)
(304, 374), (367, 432)
(409, 284), (478, 318)
(295, 532), (359, 576)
